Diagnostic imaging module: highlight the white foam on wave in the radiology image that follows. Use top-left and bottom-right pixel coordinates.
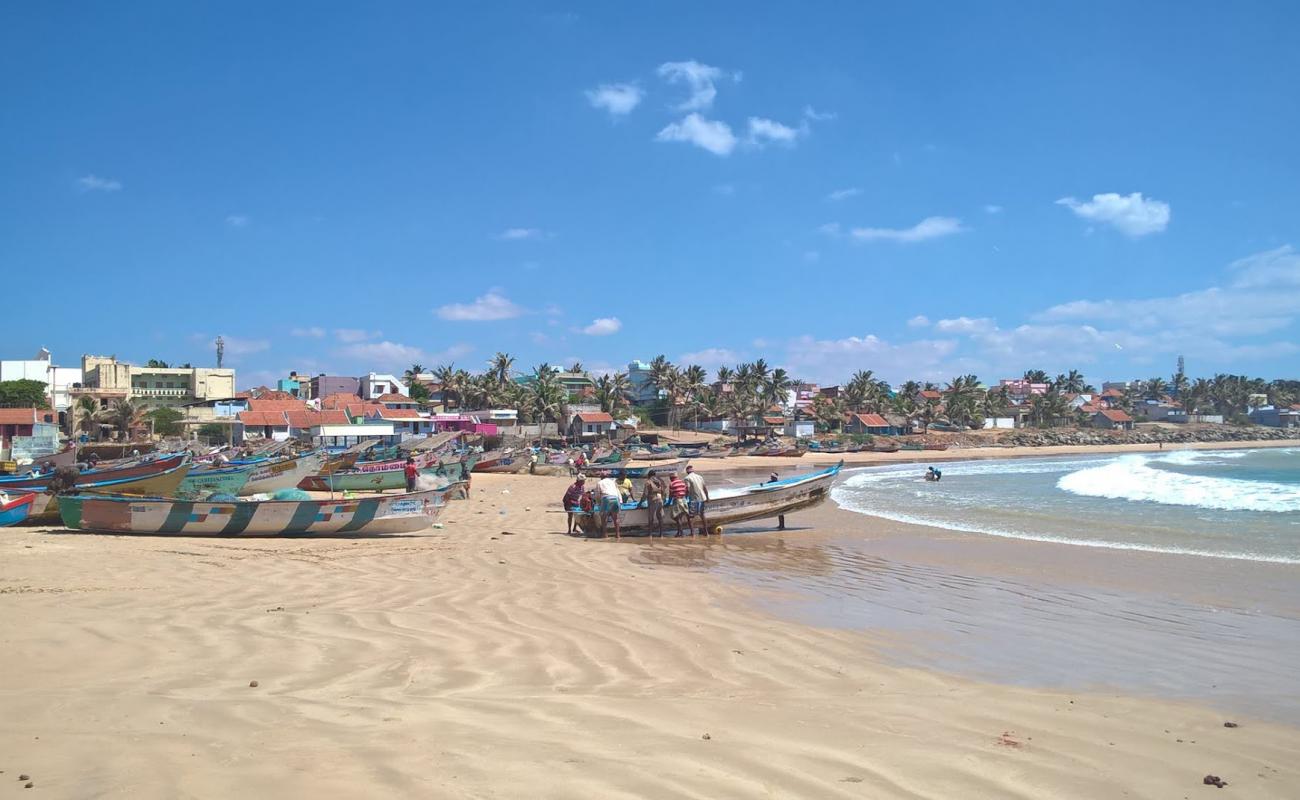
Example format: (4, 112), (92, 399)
(830, 483), (1300, 565)
(840, 456), (1106, 486)
(1057, 454), (1300, 513)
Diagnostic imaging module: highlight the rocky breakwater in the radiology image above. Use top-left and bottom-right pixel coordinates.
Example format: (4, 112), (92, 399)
(994, 426), (1300, 448)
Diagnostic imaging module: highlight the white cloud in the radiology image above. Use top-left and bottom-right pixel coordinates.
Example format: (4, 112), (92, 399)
(1056, 192), (1170, 237)
(529, 331), (550, 345)
(818, 222), (841, 236)
(225, 214), (250, 227)
(934, 316), (996, 334)
(906, 315), (930, 328)
(333, 328), (381, 343)
(336, 341), (472, 371)
(656, 60), (731, 111)
(436, 291), (526, 321)
(1227, 245), (1300, 288)
(827, 188), (861, 202)
(803, 105), (836, 121)
(656, 113), (737, 156)
(746, 116), (801, 147)
(499, 227), (545, 240)
(984, 204), (1003, 214)
(850, 216), (965, 243)
(780, 333), (960, 385)
(78, 174), (121, 192)
(679, 348), (741, 368)
(581, 317), (622, 336)
(290, 327), (326, 338)
(585, 82), (643, 116)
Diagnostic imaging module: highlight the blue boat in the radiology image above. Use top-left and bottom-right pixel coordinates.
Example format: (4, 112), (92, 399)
(0, 492), (37, 527)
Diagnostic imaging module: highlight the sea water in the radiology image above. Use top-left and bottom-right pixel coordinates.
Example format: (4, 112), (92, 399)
(833, 447), (1300, 563)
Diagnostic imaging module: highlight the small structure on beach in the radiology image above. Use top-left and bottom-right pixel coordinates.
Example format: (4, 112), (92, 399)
(1089, 409), (1135, 431)
(568, 411), (614, 440)
(845, 412), (899, 436)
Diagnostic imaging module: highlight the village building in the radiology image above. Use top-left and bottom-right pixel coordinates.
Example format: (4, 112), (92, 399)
(310, 375), (360, 400)
(1089, 409), (1135, 430)
(1248, 405), (1300, 429)
(568, 411), (614, 440)
(626, 360), (662, 405)
(364, 406), (435, 438)
(359, 373), (407, 400)
(844, 412), (900, 436)
(998, 379), (1050, 404)
(0, 408), (60, 463)
(0, 349), (82, 424)
(72, 355), (234, 412)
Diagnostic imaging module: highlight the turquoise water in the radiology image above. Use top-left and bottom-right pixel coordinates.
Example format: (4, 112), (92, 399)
(832, 447), (1300, 563)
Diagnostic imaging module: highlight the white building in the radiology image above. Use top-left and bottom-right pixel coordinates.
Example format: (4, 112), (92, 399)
(359, 373), (408, 400)
(0, 349), (83, 419)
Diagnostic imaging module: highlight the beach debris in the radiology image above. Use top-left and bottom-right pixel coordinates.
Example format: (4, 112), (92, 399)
(701, 733), (711, 740)
(996, 731), (1023, 748)
(18, 775), (30, 781)
(266, 606), (284, 612)
(1203, 774), (1227, 788)
(25, 782), (33, 789)
(840, 777), (863, 783)
(1223, 721), (1239, 728)
(248, 680), (259, 688)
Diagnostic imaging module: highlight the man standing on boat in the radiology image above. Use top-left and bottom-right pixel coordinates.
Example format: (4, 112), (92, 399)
(404, 456), (419, 492)
(684, 465), (710, 536)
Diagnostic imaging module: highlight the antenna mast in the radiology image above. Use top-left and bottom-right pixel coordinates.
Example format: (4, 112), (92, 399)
(216, 335), (225, 369)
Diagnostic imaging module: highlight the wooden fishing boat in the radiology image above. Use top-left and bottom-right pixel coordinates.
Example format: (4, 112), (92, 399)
(922, 442), (950, 451)
(753, 447), (805, 457)
(177, 462), (257, 499)
(296, 450), (471, 492)
(568, 461), (842, 536)
(0, 453), (189, 492)
(582, 459), (685, 479)
(474, 453), (525, 473)
(689, 448), (733, 459)
(869, 441), (900, 453)
(239, 452), (326, 496)
(57, 483), (464, 536)
(0, 492), (37, 527)
(19, 459), (195, 524)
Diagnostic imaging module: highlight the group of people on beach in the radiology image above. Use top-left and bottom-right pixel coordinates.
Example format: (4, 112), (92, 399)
(562, 465), (711, 539)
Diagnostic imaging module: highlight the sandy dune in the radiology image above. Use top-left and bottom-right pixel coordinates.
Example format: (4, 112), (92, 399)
(2, 472), (1298, 798)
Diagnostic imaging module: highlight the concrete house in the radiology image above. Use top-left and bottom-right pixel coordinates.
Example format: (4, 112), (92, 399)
(1248, 406), (1300, 429)
(365, 406), (435, 438)
(845, 412), (898, 436)
(568, 411), (614, 440)
(0, 408), (60, 462)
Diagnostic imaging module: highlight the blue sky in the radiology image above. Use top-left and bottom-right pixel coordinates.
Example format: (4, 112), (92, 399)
(3, 2), (1298, 389)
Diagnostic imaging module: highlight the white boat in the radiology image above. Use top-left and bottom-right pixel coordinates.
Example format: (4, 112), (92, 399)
(570, 461), (842, 535)
(239, 452), (326, 496)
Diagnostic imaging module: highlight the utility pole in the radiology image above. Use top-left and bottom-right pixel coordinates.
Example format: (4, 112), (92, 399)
(215, 336), (225, 369)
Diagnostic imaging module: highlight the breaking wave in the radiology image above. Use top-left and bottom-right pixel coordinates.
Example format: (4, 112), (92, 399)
(1056, 454), (1300, 513)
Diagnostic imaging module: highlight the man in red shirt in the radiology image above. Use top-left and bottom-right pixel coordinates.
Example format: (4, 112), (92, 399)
(404, 457), (419, 492)
(668, 472), (689, 537)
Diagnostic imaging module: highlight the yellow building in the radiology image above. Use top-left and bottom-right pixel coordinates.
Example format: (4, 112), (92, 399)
(74, 355), (236, 410)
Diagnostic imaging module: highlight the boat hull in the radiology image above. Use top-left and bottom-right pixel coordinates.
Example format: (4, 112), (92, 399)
(583, 460), (685, 479)
(0, 453), (189, 492)
(0, 492), (36, 527)
(20, 462), (193, 524)
(177, 464), (256, 498)
(572, 462), (842, 535)
(57, 484), (463, 536)
(239, 453), (326, 495)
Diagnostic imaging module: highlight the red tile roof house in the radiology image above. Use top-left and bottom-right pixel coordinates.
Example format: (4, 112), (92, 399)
(364, 406), (434, 437)
(915, 389), (943, 403)
(375, 393), (420, 411)
(568, 411), (614, 440)
(844, 412), (899, 436)
(285, 409), (351, 438)
(1089, 409), (1134, 430)
(237, 410), (291, 441)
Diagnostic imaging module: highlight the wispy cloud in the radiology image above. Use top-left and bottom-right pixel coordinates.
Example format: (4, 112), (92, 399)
(585, 82), (643, 116)
(679, 347), (741, 368)
(581, 317), (622, 336)
(934, 316), (996, 334)
(333, 328), (381, 343)
(803, 105), (836, 121)
(827, 187), (861, 202)
(656, 60), (734, 111)
(336, 341), (473, 371)
(78, 174), (122, 192)
(984, 204), (1003, 214)
(436, 290), (525, 321)
(499, 227), (546, 240)
(907, 315), (930, 328)
(225, 214), (250, 227)
(849, 216), (965, 243)
(656, 113), (737, 156)
(1056, 192), (1170, 237)
(745, 116), (801, 147)
(290, 326), (326, 338)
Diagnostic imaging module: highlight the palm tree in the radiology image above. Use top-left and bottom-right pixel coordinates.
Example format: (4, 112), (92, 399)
(1145, 377), (1168, 400)
(108, 399), (145, 441)
(527, 363), (568, 428)
(715, 366), (734, 386)
(404, 363), (425, 392)
(74, 396), (101, 441)
(432, 364), (460, 409)
(812, 396), (845, 433)
(764, 367), (793, 410)
(595, 373), (631, 417)
(1170, 371), (1189, 401)
(568, 362), (584, 374)
(1023, 369), (1049, 383)
(488, 352), (516, 388)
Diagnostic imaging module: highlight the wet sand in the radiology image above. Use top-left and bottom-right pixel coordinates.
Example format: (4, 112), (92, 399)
(2, 472), (1299, 798)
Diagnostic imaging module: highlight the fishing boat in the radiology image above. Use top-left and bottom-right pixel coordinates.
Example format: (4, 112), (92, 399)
(177, 462), (257, 499)
(297, 449), (472, 492)
(568, 461), (842, 536)
(922, 442), (950, 451)
(18, 458), (195, 524)
(0, 492), (37, 527)
(57, 483), (464, 536)
(239, 452), (325, 495)
(474, 453), (525, 473)
(753, 446), (805, 457)
(0, 453), (189, 492)
(689, 448), (733, 459)
(582, 459), (685, 479)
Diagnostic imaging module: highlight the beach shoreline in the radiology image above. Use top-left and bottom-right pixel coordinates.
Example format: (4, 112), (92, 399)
(2, 470), (1298, 797)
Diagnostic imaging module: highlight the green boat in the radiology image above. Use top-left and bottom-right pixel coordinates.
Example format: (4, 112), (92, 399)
(298, 452), (480, 492)
(177, 463), (256, 498)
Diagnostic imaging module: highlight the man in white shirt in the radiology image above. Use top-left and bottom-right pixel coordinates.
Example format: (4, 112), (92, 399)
(596, 475), (623, 539)
(684, 465), (711, 536)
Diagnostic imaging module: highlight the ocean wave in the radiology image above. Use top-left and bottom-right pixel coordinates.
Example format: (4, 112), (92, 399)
(830, 484), (1300, 565)
(1057, 454), (1300, 513)
(840, 457), (1106, 485)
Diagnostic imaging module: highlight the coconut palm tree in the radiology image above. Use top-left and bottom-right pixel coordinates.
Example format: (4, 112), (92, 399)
(1145, 376), (1168, 400)
(812, 395), (845, 433)
(404, 363), (425, 387)
(108, 399), (145, 441)
(488, 352), (516, 388)
(594, 373), (631, 417)
(74, 396), (101, 441)
(1023, 369), (1049, 384)
(715, 365), (733, 386)
(764, 367), (793, 410)
(1170, 371), (1189, 401)
(527, 363), (568, 426)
